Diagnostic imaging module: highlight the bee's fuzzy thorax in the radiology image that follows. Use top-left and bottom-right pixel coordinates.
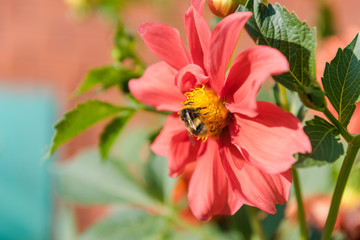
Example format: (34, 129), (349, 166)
(181, 85), (229, 139)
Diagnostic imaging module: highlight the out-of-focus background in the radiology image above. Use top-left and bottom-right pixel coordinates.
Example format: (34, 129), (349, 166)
(1, 0), (360, 239)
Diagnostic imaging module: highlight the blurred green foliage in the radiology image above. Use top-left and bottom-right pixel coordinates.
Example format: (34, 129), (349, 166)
(100, 113), (134, 159)
(75, 65), (142, 95)
(317, 1), (336, 39)
(50, 101), (131, 155)
(65, 0), (125, 19)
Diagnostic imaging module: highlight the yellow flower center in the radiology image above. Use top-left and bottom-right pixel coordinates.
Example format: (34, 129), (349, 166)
(179, 86), (229, 140)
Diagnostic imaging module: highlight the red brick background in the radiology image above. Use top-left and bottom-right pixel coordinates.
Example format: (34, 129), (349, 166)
(1, 0), (123, 163)
(0, 0), (113, 98)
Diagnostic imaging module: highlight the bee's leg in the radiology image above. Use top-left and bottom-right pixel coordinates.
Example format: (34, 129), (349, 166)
(195, 107), (208, 117)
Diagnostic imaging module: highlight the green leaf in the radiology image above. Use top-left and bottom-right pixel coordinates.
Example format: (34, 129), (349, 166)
(112, 24), (136, 62)
(230, 207), (252, 240)
(144, 154), (176, 204)
(109, 112), (167, 166)
(293, 157), (327, 168)
(49, 100), (130, 155)
(100, 113), (134, 160)
(76, 66), (141, 95)
(239, 0), (316, 91)
(53, 150), (157, 207)
(78, 208), (168, 240)
(262, 205), (286, 239)
(53, 205), (77, 240)
(322, 33), (360, 127)
(295, 116), (344, 167)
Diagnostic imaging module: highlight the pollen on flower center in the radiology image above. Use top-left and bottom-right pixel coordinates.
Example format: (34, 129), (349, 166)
(179, 86), (229, 140)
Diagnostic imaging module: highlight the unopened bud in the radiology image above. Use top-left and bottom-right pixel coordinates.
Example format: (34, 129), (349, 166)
(298, 84), (327, 112)
(207, 0), (241, 18)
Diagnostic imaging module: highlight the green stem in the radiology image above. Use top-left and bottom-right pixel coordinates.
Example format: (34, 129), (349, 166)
(127, 95), (170, 115)
(140, 106), (170, 115)
(321, 144), (360, 240)
(278, 84), (289, 111)
(261, 0), (269, 6)
(291, 168), (308, 240)
(247, 206), (266, 240)
(323, 108), (353, 143)
(278, 84), (308, 240)
(351, 134), (360, 146)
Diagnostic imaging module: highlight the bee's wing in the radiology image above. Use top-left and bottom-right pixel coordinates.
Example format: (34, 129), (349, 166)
(186, 111), (197, 130)
(186, 131), (196, 146)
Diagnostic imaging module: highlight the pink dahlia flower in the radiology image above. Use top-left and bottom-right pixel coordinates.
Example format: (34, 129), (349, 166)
(129, 1), (311, 221)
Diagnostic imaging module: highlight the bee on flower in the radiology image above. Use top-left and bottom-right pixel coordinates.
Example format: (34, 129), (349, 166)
(129, 0), (311, 221)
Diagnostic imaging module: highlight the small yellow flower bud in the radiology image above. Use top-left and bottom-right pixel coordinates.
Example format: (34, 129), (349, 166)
(207, 0), (241, 18)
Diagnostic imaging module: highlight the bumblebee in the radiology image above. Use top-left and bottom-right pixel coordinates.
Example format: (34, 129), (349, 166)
(179, 106), (209, 138)
(179, 86), (229, 143)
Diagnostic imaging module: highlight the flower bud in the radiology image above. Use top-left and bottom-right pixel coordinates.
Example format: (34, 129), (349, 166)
(298, 84), (327, 112)
(207, 0), (241, 18)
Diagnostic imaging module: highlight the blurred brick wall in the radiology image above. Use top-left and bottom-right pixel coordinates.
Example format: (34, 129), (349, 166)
(0, 0), (115, 234)
(0, 0), (116, 159)
(0, 0), (113, 98)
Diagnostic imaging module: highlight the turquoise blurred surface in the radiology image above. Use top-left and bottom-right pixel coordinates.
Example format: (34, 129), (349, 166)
(0, 86), (55, 240)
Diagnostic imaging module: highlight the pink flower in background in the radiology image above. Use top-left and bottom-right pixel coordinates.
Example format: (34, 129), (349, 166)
(286, 191), (360, 239)
(129, 1), (311, 220)
(286, 194), (341, 232)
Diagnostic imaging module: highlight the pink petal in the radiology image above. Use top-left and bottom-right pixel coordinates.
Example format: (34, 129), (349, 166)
(220, 184), (244, 216)
(222, 153), (292, 214)
(151, 114), (200, 177)
(219, 133), (291, 213)
(223, 46), (289, 117)
(230, 101), (311, 174)
(129, 62), (185, 112)
(188, 139), (235, 221)
(138, 23), (191, 70)
(185, 6), (211, 70)
(218, 129), (245, 171)
(191, 0), (206, 15)
(175, 64), (209, 93)
(151, 114), (185, 157)
(208, 12), (252, 94)
(168, 130), (201, 177)
(217, 133), (244, 215)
